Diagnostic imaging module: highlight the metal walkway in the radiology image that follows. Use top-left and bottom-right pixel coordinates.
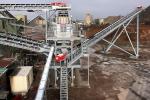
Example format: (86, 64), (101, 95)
(67, 7), (143, 66)
(0, 4), (52, 11)
(0, 4), (70, 11)
(0, 32), (50, 53)
(60, 67), (68, 100)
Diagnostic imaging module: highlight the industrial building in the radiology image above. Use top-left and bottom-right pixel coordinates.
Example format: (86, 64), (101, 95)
(0, 2), (149, 100)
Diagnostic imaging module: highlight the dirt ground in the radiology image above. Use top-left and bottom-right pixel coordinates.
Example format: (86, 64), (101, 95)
(8, 43), (150, 100)
(22, 24), (150, 100)
(41, 41), (149, 100)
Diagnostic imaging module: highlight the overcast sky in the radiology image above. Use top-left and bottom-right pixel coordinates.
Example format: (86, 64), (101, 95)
(0, 0), (149, 20)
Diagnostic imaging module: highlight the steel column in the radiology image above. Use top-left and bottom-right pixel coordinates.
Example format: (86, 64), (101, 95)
(87, 54), (90, 87)
(45, 10), (48, 43)
(54, 68), (57, 88)
(71, 67), (74, 87)
(136, 14), (140, 58)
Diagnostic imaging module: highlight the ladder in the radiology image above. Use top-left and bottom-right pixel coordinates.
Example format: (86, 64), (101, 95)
(60, 67), (68, 100)
(0, 32), (50, 53)
(67, 7), (143, 66)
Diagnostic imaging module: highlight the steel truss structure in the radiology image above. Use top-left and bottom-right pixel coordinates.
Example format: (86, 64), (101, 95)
(65, 7), (143, 67)
(102, 14), (140, 58)
(0, 3), (148, 100)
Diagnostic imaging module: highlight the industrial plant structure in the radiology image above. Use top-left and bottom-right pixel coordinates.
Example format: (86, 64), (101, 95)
(0, 2), (148, 100)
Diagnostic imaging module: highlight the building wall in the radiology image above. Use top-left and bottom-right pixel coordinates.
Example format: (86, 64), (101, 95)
(0, 45), (16, 57)
(0, 19), (17, 57)
(28, 17), (46, 27)
(15, 15), (27, 24)
(84, 13), (93, 26)
(25, 16), (46, 36)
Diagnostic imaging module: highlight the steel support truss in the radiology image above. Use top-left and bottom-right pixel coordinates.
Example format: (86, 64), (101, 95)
(102, 14), (140, 58)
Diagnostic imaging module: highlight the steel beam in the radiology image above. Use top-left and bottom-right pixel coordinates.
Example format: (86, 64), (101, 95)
(105, 18), (134, 53)
(0, 4), (52, 11)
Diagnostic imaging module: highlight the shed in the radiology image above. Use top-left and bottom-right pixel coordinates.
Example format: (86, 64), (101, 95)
(10, 66), (33, 95)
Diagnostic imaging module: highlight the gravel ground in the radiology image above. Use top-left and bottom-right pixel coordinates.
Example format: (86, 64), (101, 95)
(45, 43), (150, 100)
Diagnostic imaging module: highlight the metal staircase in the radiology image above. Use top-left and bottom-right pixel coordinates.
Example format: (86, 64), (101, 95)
(0, 32), (50, 53)
(60, 67), (68, 100)
(66, 7), (143, 66)
(66, 47), (82, 66)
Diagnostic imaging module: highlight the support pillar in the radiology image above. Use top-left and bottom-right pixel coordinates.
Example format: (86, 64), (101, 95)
(45, 10), (48, 43)
(87, 54), (90, 88)
(71, 67), (74, 87)
(44, 90), (47, 100)
(136, 14), (140, 58)
(54, 68), (57, 88)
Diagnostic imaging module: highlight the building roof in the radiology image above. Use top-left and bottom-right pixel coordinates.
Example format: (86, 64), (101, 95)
(28, 15), (45, 25)
(0, 57), (16, 77)
(0, 11), (16, 19)
(104, 16), (122, 24)
(0, 58), (15, 68)
(10, 66), (32, 76)
(0, 68), (7, 77)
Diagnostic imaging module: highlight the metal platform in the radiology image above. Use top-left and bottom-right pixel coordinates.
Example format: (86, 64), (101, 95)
(0, 4), (71, 11)
(0, 4), (52, 11)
